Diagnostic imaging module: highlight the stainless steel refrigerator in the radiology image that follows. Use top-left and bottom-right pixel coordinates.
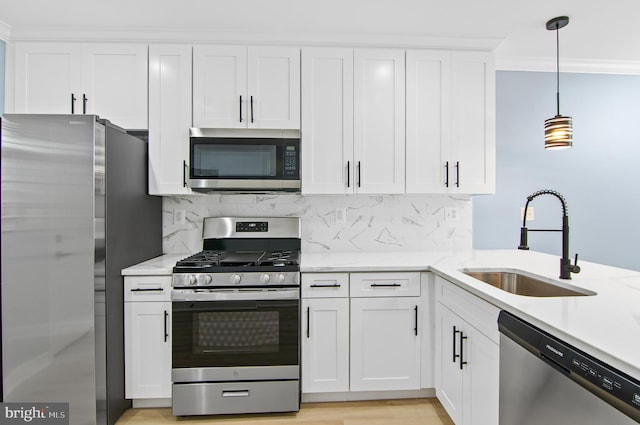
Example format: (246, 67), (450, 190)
(0, 114), (162, 425)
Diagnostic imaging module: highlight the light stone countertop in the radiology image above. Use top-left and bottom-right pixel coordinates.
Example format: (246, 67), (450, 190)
(122, 249), (640, 381)
(121, 254), (187, 275)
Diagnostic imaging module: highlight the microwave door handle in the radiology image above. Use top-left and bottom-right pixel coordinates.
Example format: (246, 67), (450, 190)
(239, 95), (243, 123)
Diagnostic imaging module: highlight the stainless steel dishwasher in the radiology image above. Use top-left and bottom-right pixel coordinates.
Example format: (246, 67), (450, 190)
(498, 311), (640, 424)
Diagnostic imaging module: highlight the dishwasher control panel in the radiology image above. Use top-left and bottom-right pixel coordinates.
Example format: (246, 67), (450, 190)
(499, 310), (640, 421)
(539, 333), (640, 413)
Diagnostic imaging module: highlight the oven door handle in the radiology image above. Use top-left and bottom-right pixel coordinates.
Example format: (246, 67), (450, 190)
(171, 289), (300, 302)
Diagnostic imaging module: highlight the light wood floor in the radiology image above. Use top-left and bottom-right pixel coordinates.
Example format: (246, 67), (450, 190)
(116, 398), (454, 425)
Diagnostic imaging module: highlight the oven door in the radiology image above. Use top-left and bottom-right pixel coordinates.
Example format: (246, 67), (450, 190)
(172, 296), (300, 374)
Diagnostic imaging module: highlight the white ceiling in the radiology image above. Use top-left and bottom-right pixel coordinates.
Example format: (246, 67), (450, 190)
(1, 0), (640, 73)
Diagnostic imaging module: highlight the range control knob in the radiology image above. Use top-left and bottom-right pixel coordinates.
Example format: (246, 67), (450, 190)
(230, 274), (241, 284)
(188, 274), (197, 285)
(275, 274), (286, 284)
(260, 273), (271, 284)
(196, 274), (212, 286)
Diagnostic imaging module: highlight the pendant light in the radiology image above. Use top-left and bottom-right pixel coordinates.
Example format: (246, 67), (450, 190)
(544, 16), (573, 150)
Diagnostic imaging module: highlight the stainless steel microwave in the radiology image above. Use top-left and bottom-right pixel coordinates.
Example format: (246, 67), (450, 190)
(188, 128), (301, 192)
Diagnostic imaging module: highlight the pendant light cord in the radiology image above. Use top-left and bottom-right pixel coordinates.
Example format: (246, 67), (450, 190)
(556, 22), (561, 116)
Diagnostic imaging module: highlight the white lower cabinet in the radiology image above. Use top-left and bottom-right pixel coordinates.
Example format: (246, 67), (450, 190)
(301, 272), (422, 394)
(302, 297), (350, 393)
(434, 275), (499, 425)
(124, 276), (172, 400)
(301, 273), (350, 393)
(350, 296), (420, 391)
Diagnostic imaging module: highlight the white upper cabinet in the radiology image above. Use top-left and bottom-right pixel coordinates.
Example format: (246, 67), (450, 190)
(301, 48), (405, 195)
(406, 50), (495, 194)
(301, 47), (354, 194)
(193, 45), (300, 129)
(13, 43), (82, 115)
(12, 42), (148, 129)
(81, 44), (149, 129)
(354, 49), (406, 194)
(450, 51), (495, 194)
(148, 44), (193, 195)
(406, 50), (451, 194)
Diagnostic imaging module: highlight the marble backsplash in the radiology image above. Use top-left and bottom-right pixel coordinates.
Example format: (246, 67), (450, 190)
(162, 194), (472, 254)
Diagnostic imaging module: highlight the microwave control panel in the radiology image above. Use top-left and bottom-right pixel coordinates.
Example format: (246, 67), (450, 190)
(283, 144), (299, 177)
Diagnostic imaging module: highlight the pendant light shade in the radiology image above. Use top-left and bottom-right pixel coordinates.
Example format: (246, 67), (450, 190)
(545, 115), (573, 149)
(545, 16), (572, 150)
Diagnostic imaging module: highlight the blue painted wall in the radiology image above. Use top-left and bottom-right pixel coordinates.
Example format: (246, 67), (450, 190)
(0, 40), (5, 116)
(474, 71), (640, 271)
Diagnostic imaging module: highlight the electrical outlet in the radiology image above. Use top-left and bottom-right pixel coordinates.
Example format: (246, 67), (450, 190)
(174, 209), (186, 225)
(444, 207), (459, 222)
(520, 207), (534, 221)
(335, 208), (346, 224)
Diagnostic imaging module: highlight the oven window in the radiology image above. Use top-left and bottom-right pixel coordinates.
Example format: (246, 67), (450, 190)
(192, 143), (277, 178)
(172, 300), (299, 368)
(194, 311), (279, 355)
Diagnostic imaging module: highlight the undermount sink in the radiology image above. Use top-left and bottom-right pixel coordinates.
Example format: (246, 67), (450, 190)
(461, 268), (596, 297)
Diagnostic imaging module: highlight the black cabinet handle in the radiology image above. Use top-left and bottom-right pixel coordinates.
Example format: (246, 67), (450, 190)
(309, 283), (341, 288)
(164, 310), (169, 342)
(306, 306), (310, 338)
(82, 94), (88, 114)
(250, 95), (254, 123)
(414, 306), (418, 336)
(455, 161), (460, 188)
(453, 325), (460, 362)
(71, 93), (77, 114)
(130, 288), (164, 292)
(370, 283), (401, 288)
(347, 161), (350, 188)
(459, 331), (468, 369)
(445, 161), (450, 187)
(239, 95), (243, 122)
(357, 161), (361, 188)
(183, 160), (188, 188)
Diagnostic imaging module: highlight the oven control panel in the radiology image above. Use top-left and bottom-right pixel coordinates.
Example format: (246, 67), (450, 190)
(236, 221), (268, 232)
(172, 272), (300, 288)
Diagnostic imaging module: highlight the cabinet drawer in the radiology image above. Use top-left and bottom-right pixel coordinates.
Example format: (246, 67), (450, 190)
(124, 275), (172, 302)
(350, 272), (420, 297)
(302, 273), (349, 298)
(435, 275), (500, 343)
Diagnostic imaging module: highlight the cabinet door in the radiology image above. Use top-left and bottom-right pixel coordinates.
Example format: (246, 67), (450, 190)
(148, 44), (193, 195)
(125, 301), (171, 399)
(450, 51), (495, 194)
(301, 298), (350, 393)
(193, 45), (247, 128)
(13, 42), (82, 114)
(248, 46), (300, 129)
(463, 325), (499, 425)
(82, 44), (148, 129)
(350, 297), (420, 391)
(353, 49), (405, 194)
(301, 47), (354, 194)
(406, 50), (451, 194)
(435, 303), (464, 425)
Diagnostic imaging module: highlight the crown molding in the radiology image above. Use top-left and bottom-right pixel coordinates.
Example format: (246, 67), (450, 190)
(496, 56), (640, 75)
(0, 19), (11, 41)
(5, 26), (502, 51)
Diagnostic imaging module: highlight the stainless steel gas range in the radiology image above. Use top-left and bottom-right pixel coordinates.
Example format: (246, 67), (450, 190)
(171, 217), (301, 416)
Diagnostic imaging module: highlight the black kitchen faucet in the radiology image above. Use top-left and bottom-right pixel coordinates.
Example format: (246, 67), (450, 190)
(518, 189), (581, 279)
